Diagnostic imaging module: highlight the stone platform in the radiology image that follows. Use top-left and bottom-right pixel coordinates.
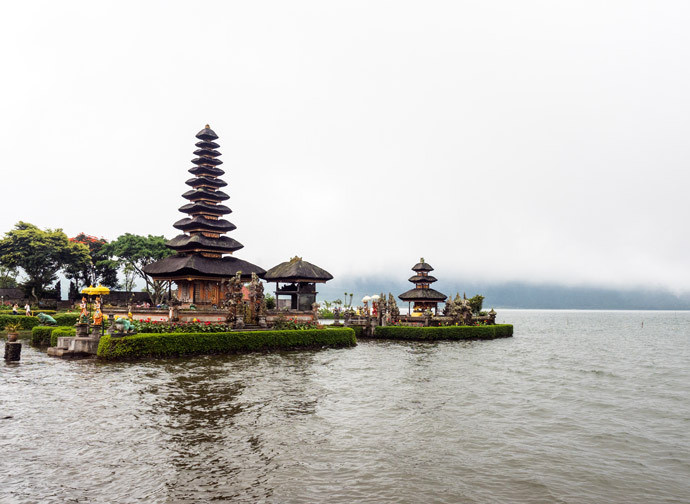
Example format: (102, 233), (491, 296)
(47, 336), (100, 357)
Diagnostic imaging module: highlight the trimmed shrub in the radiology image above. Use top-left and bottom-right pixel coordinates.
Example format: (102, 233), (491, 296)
(0, 309), (57, 315)
(372, 324), (513, 341)
(31, 326), (55, 346)
(350, 325), (364, 339)
(53, 314), (79, 326)
(51, 327), (76, 347)
(97, 328), (357, 361)
(0, 315), (40, 331)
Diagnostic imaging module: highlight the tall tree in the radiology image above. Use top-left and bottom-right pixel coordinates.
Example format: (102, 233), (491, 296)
(0, 222), (90, 300)
(0, 265), (18, 288)
(64, 233), (120, 289)
(104, 233), (174, 304)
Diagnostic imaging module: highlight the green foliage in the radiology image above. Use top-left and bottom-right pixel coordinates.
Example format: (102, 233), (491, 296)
(351, 325), (364, 338)
(0, 265), (18, 288)
(0, 309), (56, 315)
(51, 326), (76, 347)
(104, 233), (174, 304)
(135, 320), (234, 333)
(264, 294), (276, 310)
(0, 315), (40, 330)
(53, 313), (79, 326)
(4, 320), (23, 333)
(64, 233), (120, 289)
(31, 325), (55, 346)
(271, 314), (318, 330)
(97, 328), (357, 360)
(468, 295), (485, 315)
(372, 324), (513, 341)
(0, 222), (90, 299)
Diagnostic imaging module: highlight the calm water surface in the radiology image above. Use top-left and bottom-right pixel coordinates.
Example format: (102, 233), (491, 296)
(1, 310), (689, 503)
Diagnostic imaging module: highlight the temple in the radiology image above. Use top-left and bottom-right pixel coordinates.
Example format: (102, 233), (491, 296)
(398, 258), (447, 315)
(144, 125), (265, 307)
(264, 256), (333, 311)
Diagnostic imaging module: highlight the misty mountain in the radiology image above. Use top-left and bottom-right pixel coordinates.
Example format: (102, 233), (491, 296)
(315, 277), (690, 310)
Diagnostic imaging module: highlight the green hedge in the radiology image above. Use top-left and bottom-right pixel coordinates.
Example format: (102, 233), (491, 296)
(54, 314), (79, 326)
(97, 328), (357, 361)
(0, 309), (57, 315)
(372, 324), (513, 341)
(31, 326), (55, 346)
(51, 327), (76, 347)
(0, 315), (40, 331)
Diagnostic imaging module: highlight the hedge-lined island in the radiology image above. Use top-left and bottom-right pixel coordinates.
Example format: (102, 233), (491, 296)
(2, 125), (512, 362)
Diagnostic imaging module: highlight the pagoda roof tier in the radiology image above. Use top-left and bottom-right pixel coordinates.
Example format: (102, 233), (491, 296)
(144, 254), (265, 281)
(182, 188), (230, 202)
(185, 176), (227, 189)
(173, 216), (237, 233)
(412, 259), (434, 272)
(179, 201), (231, 216)
(264, 256), (333, 283)
(166, 234), (244, 254)
(408, 275), (438, 283)
(191, 156), (223, 166)
(189, 165), (225, 177)
(398, 288), (447, 302)
(193, 148), (222, 158)
(195, 140), (220, 150)
(195, 125), (219, 141)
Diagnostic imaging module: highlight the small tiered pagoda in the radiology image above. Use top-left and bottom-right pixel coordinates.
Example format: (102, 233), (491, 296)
(398, 258), (447, 315)
(144, 125), (265, 307)
(264, 256), (333, 311)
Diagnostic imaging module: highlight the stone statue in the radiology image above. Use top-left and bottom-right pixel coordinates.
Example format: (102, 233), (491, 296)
(37, 313), (57, 326)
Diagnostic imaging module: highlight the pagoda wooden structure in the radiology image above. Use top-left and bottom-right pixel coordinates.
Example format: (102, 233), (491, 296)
(398, 258), (447, 315)
(144, 125), (265, 307)
(264, 256), (333, 311)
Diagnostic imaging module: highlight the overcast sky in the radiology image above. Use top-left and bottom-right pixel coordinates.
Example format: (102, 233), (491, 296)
(1, 1), (689, 293)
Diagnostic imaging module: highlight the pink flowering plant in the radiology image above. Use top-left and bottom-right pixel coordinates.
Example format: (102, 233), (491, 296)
(134, 320), (234, 333)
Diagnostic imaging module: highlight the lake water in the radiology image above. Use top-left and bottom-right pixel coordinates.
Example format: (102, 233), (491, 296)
(1, 310), (689, 503)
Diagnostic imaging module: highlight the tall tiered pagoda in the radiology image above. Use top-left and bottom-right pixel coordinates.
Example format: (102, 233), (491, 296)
(144, 125), (265, 307)
(398, 258), (447, 315)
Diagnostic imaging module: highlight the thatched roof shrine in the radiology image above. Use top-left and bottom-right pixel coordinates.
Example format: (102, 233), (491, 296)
(264, 256), (333, 283)
(398, 257), (447, 314)
(265, 256), (332, 311)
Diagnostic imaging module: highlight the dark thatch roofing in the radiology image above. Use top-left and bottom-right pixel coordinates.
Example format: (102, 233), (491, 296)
(412, 258), (434, 272)
(189, 165), (225, 177)
(143, 254), (265, 280)
(193, 148), (221, 158)
(196, 125), (218, 141)
(179, 202), (231, 216)
(173, 216), (236, 233)
(192, 156), (223, 166)
(398, 288), (447, 302)
(195, 140), (219, 150)
(182, 188), (230, 202)
(166, 234), (243, 253)
(408, 275), (438, 283)
(185, 176), (227, 189)
(264, 256), (333, 283)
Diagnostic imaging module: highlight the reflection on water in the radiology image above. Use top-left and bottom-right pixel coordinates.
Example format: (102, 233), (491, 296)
(1, 310), (689, 503)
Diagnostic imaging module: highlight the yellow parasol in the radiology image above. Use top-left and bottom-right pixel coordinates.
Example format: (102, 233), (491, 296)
(81, 285), (97, 296)
(92, 284), (110, 296)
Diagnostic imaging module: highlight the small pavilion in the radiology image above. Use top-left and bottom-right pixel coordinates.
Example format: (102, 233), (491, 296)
(264, 257), (333, 311)
(398, 258), (447, 315)
(144, 125), (265, 307)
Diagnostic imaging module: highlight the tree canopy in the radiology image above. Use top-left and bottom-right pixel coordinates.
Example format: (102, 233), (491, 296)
(0, 222), (90, 299)
(64, 233), (119, 289)
(103, 233), (173, 304)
